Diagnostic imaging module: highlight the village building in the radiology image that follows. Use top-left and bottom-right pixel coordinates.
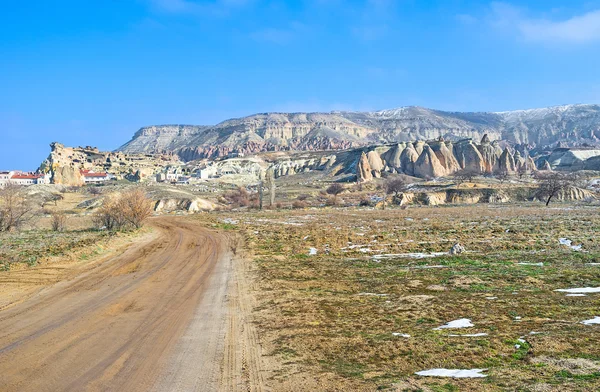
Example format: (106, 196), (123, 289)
(81, 170), (110, 184)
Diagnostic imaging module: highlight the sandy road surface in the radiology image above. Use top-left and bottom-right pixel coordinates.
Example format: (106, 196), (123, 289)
(0, 217), (263, 392)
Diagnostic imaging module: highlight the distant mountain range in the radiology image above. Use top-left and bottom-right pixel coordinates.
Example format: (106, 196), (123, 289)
(117, 104), (600, 161)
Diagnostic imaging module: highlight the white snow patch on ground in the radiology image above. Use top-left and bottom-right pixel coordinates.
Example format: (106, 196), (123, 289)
(221, 218), (238, 225)
(448, 333), (488, 337)
(415, 368), (487, 378)
(518, 262), (544, 266)
(581, 317), (600, 325)
(555, 287), (600, 294)
(358, 293), (388, 297)
(434, 318), (474, 330)
(392, 333), (410, 338)
(373, 252), (447, 260)
(308, 248), (317, 256)
(566, 294), (587, 297)
(559, 238), (582, 251)
(485, 297), (498, 300)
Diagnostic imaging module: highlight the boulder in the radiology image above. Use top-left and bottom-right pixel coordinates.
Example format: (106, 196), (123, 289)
(450, 243), (465, 255)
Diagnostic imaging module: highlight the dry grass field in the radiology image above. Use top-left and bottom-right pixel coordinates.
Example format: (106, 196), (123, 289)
(210, 203), (600, 391)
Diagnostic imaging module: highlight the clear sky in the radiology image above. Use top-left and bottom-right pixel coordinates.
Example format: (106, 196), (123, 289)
(2, 0), (600, 170)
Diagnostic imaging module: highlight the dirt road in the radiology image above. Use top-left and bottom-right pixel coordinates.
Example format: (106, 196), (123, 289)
(0, 217), (263, 392)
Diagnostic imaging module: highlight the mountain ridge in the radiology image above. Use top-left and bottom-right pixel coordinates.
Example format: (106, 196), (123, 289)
(117, 104), (600, 160)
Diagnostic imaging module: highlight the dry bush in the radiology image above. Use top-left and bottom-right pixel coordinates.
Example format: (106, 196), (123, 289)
(86, 186), (103, 195)
(0, 184), (31, 232)
(224, 187), (250, 207)
(292, 200), (307, 209)
(50, 212), (67, 232)
(92, 188), (153, 231)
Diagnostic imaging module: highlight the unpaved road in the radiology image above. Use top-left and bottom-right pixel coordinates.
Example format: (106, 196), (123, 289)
(0, 217), (263, 392)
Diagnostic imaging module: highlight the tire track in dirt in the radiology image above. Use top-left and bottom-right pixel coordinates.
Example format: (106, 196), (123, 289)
(0, 217), (266, 392)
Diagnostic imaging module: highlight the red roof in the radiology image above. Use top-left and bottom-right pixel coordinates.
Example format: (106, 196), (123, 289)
(81, 172), (107, 178)
(11, 174), (41, 179)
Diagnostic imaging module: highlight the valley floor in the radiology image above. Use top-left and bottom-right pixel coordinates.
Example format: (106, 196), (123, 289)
(222, 203), (600, 391)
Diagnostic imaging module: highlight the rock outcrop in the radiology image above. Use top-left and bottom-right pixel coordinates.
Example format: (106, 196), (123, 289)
(414, 145), (447, 178)
(453, 139), (486, 173)
(497, 148), (516, 173)
(40, 142), (180, 186)
(356, 152), (373, 182)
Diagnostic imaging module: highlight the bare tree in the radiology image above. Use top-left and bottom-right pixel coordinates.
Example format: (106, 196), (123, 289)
(496, 170), (510, 184)
(0, 184), (31, 232)
(381, 176), (409, 209)
(517, 165), (530, 180)
(326, 183), (345, 204)
(51, 212), (67, 232)
(453, 168), (482, 186)
(265, 167), (276, 207)
(535, 172), (574, 206)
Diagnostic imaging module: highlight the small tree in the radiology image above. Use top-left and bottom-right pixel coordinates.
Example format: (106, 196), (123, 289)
(535, 172), (574, 206)
(453, 168), (481, 186)
(51, 212), (67, 232)
(326, 183), (345, 205)
(382, 176), (408, 209)
(0, 184), (31, 232)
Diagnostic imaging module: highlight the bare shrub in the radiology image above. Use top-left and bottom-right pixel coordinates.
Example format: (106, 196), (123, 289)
(86, 186), (103, 195)
(292, 200), (307, 209)
(0, 184), (31, 232)
(92, 188), (153, 231)
(51, 212), (67, 232)
(224, 187), (250, 207)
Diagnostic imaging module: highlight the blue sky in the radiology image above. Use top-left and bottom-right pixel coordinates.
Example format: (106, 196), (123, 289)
(2, 0), (600, 169)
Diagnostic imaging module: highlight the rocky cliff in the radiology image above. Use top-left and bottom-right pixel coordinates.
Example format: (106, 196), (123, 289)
(117, 104), (600, 160)
(40, 142), (181, 185)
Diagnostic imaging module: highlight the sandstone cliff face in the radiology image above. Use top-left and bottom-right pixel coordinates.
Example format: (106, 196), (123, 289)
(414, 145), (447, 178)
(498, 148), (516, 173)
(356, 152), (373, 183)
(117, 104), (600, 160)
(453, 140), (486, 173)
(400, 144), (419, 176)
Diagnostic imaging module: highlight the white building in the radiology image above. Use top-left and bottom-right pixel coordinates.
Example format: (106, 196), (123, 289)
(0, 171), (15, 187)
(81, 170), (109, 184)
